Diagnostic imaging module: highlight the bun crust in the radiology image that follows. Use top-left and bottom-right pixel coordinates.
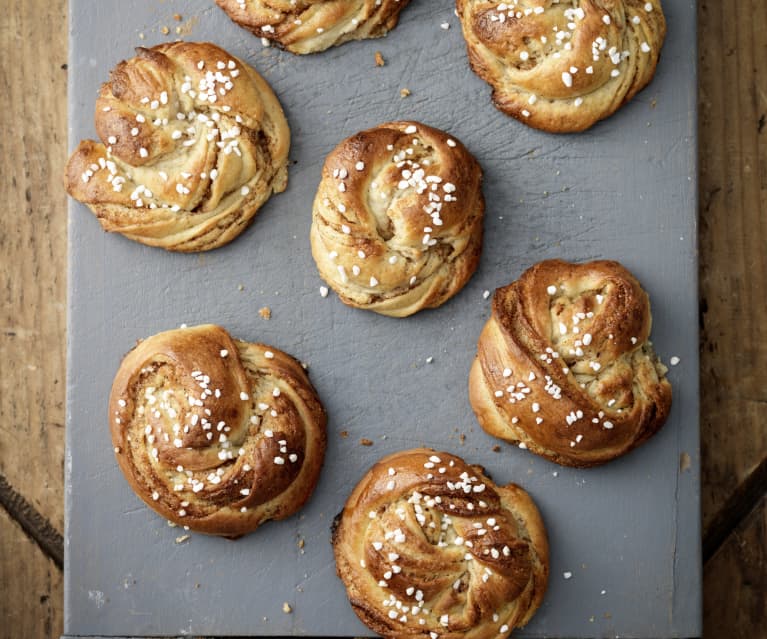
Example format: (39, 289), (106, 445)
(65, 42), (290, 252)
(109, 324), (326, 537)
(332, 448), (548, 639)
(215, 0), (412, 54)
(311, 121), (484, 317)
(455, 0), (666, 132)
(469, 259), (672, 467)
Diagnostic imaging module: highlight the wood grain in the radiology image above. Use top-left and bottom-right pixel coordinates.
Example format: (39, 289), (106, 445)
(0, 1), (67, 637)
(698, 0), (767, 531)
(704, 497), (767, 639)
(0, 0), (765, 637)
(0, 508), (63, 638)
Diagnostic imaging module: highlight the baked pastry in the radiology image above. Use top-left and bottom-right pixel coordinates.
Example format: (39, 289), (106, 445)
(65, 42), (290, 252)
(109, 324), (326, 537)
(469, 259), (672, 467)
(310, 121), (484, 317)
(214, 0), (413, 54)
(332, 448), (548, 639)
(455, 0), (666, 132)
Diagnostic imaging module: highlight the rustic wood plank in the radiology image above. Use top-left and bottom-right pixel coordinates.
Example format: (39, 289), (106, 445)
(0, 508), (63, 638)
(0, 1), (67, 637)
(698, 0), (767, 531)
(1, 0), (765, 636)
(0, 0), (68, 531)
(704, 496), (767, 639)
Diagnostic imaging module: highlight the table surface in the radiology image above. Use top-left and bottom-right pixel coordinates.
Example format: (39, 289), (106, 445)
(0, 0), (764, 638)
(63, 1), (699, 637)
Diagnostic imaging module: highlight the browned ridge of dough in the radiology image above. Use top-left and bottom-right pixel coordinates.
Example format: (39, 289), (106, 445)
(65, 41), (290, 252)
(215, 0), (413, 54)
(469, 259), (672, 467)
(310, 121), (485, 317)
(109, 324), (327, 537)
(333, 448), (548, 639)
(456, 0), (666, 132)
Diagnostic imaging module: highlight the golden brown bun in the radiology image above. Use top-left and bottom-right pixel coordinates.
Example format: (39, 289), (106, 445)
(332, 448), (548, 639)
(65, 42), (290, 252)
(310, 121), (484, 318)
(469, 259), (672, 468)
(455, 0), (666, 133)
(215, 0), (412, 54)
(109, 324), (326, 537)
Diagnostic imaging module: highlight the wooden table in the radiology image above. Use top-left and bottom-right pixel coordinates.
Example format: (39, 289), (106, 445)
(0, 1), (764, 637)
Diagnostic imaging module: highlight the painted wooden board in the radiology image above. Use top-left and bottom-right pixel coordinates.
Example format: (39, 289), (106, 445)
(65, 1), (700, 636)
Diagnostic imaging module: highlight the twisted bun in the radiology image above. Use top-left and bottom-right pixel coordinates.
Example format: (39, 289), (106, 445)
(469, 259), (672, 467)
(333, 448), (548, 639)
(456, 0), (666, 132)
(109, 324), (326, 537)
(311, 121), (484, 317)
(215, 0), (412, 54)
(65, 42), (289, 251)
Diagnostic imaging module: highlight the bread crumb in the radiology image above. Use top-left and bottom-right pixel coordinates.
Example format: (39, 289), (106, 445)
(175, 534), (190, 544)
(259, 306), (272, 319)
(282, 602), (292, 614)
(297, 538), (305, 549)
(173, 13), (183, 21)
(360, 438), (374, 446)
(161, 26), (170, 35)
(458, 433), (466, 445)
(400, 88), (411, 98)
(375, 51), (385, 67)
(138, 32), (145, 40)
(680, 452), (691, 472)
(339, 430), (349, 438)
(492, 445), (501, 453)
(238, 284), (244, 291)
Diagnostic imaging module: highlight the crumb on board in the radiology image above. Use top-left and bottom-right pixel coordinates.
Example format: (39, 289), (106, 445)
(458, 433), (466, 445)
(375, 51), (385, 66)
(175, 534), (190, 544)
(297, 538), (305, 549)
(138, 32), (145, 40)
(339, 430), (349, 438)
(282, 602), (292, 614)
(161, 26), (170, 35)
(259, 306), (272, 319)
(492, 445), (501, 453)
(400, 88), (411, 98)
(238, 284), (244, 291)
(360, 438), (374, 446)
(680, 452), (692, 472)
(173, 13), (183, 21)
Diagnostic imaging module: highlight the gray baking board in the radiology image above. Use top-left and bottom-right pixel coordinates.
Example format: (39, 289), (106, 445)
(65, 1), (700, 637)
